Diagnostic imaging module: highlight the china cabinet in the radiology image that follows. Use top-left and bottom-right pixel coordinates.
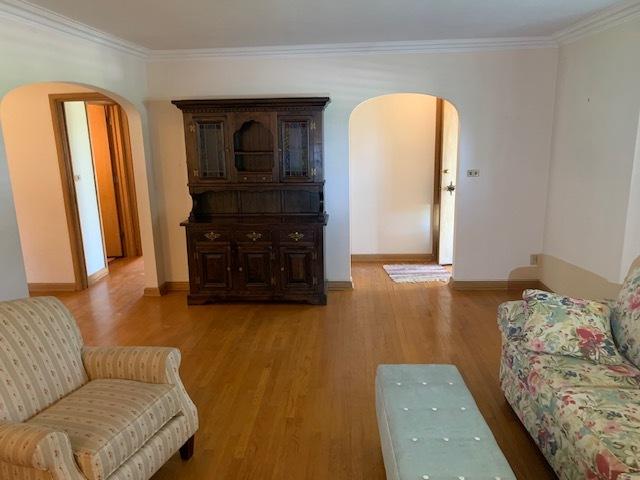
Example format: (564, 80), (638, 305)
(172, 97), (330, 304)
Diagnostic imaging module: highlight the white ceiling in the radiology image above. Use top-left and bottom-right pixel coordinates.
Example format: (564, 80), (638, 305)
(23, 0), (624, 50)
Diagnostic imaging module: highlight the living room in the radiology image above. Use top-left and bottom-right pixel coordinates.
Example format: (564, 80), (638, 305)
(0, 1), (639, 479)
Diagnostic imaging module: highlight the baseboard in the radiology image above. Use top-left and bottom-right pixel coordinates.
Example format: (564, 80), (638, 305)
(28, 282), (77, 293)
(165, 281), (190, 292)
(450, 279), (543, 291)
(351, 254), (433, 262)
(143, 281), (190, 296)
(88, 267), (109, 285)
(327, 280), (354, 291)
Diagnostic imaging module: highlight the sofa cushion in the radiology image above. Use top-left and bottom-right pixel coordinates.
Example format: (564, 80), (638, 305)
(522, 290), (625, 365)
(613, 267), (640, 368)
(503, 340), (640, 417)
(27, 379), (180, 480)
(553, 387), (640, 478)
(0, 297), (87, 422)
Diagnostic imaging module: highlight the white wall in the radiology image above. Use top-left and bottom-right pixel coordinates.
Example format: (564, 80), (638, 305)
(349, 93), (437, 255)
(63, 101), (106, 276)
(147, 48), (558, 282)
(543, 17), (640, 288)
(0, 14), (161, 299)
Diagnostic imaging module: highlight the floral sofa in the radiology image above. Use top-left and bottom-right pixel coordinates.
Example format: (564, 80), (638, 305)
(499, 267), (640, 480)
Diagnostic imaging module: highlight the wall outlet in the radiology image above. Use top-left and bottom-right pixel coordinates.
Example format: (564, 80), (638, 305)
(466, 169), (480, 177)
(530, 254), (539, 266)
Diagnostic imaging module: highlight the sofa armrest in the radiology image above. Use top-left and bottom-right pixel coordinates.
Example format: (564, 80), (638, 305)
(497, 300), (527, 340)
(82, 346), (199, 436)
(82, 346), (180, 384)
(0, 423), (84, 479)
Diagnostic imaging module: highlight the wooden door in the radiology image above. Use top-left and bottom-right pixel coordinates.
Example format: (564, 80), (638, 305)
(87, 103), (123, 258)
(236, 244), (274, 291)
(196, 245), (233, 291)
(438, 101), (459, 265)
(279, 246), (316, 291)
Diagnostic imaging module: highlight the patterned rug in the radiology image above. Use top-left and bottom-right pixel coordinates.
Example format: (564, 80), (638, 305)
(383, 264), (451, 283)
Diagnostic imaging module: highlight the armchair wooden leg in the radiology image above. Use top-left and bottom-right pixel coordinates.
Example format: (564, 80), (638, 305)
(180, 435), (195, 460)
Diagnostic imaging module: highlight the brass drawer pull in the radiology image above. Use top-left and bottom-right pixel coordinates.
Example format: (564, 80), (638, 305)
(288, 232), (305, 242)
(246, 231), (263, 242)
(204, 232), (221, 240)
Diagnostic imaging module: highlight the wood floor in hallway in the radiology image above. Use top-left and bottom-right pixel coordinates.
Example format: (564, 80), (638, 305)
(39, 257), (555, 480)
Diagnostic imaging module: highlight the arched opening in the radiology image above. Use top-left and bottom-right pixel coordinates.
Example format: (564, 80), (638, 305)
(349, 93), (460, 283)
(0, 82), (153, 294)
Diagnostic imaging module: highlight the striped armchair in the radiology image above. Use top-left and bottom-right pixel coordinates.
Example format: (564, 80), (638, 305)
(0, 297), (198, 480)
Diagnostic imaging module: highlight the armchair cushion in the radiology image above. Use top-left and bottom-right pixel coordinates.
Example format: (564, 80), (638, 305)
(0, 297), (87, 422)
(27, 379), (181, 480)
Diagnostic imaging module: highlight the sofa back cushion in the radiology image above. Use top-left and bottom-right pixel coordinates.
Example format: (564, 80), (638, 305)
(0, 297), (87, 422)
(613, 267), (640, 368)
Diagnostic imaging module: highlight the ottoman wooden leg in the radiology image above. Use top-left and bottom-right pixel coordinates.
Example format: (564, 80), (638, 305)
(180, 435), (195, 460)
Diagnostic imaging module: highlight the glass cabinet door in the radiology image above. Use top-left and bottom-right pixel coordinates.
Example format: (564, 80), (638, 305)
(193, 119), (228, 180)
(280, 117), (313, 181)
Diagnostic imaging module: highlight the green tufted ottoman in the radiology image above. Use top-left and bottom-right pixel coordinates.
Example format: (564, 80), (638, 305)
(376, 364), (516, 480)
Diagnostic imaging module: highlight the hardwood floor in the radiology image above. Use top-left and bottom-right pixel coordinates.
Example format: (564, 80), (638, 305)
(40, 257), (556, 479)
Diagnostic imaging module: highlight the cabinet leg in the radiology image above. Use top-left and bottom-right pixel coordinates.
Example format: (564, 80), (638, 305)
(180, 435), (195, 460)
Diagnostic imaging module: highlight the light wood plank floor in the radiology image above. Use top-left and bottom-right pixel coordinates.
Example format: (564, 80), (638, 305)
(41, 257), (555, 479)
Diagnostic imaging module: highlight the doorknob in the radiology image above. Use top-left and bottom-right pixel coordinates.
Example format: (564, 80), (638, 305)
(445, 181), (456, 195)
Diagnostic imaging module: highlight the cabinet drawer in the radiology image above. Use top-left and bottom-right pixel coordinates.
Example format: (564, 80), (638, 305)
(192, 229), (231, 243)
(237, 173), (273, 183)
(279, 228), (315, 243)
(234, 229), (272, 243)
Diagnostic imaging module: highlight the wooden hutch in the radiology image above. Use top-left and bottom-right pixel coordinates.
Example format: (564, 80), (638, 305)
(172, 97), (330, 305)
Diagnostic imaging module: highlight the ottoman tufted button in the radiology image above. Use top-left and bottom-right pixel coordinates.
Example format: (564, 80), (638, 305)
(431, 407), (438, 411)
(421, 381), (427, 385)
(474, 436), (481, 441)
(442, 437), (449, 442)
(411, 437), (419, 442)
(396, 382), (402, 386)
(403, 407), (409, 411)
(460, 407), (467, 411)
(421, 476), (430, 479)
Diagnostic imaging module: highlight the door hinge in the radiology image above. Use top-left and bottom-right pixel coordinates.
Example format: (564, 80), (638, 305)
(271, 276), (276, 286)
(189, 123), (196, 133)
(311, 167), (317, 177)
(312, 276), (318, 286)
(193, 169), (199, 177)
(310, 121), (316, 131)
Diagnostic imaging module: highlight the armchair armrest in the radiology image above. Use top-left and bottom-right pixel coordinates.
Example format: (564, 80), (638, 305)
(0, 423), (83, 479)
(81, 346), (199, 436)
(82, 346), (180, 384)
(497, 300), (527, 340)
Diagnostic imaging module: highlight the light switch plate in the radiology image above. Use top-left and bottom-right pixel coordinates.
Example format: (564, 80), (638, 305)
(466, 169), (480, 177)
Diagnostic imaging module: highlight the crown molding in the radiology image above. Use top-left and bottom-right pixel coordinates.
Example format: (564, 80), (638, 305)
(553, 0), (640, 44)
(0, 0), (150, 58)
(148, 37), (558, 61)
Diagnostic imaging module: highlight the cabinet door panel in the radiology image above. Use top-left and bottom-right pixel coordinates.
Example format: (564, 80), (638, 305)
(279, 116), (314, 182)
(196, 245), (232, 291)
(280, 246), (315, 291)
(237, 245), (274, 290)
(186, 115), (230, 182)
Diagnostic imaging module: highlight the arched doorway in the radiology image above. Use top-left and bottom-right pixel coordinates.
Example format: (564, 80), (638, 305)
(0, 82), (149, 293)
(349, 93), (460, 281)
